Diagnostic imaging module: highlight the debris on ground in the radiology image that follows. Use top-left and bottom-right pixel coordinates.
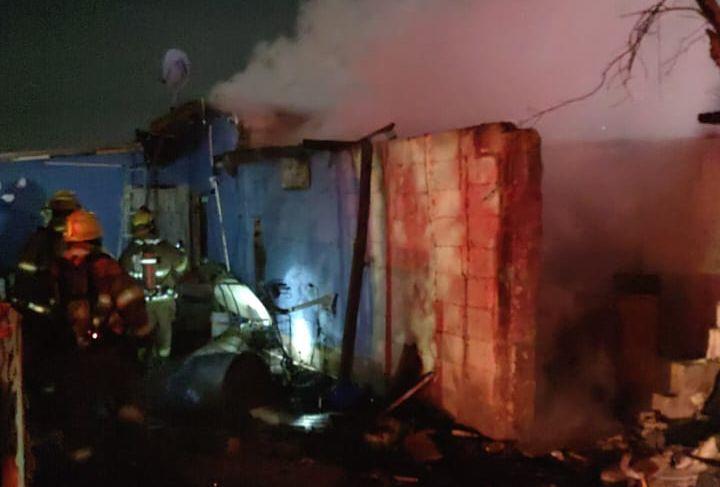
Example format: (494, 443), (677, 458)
(695, 435), (720, 461)
(392, 474), (419, 484)
(451, 428), (481, 439)
(550, 450), (565, 462)
(225, 436), (241, 456)
(598, 433), (630, 451)
(638, 410), (669, 450)
(383, 372), (435, 415)
(653, 360), (720, 420)
(364, 417), (404, 449)
(483, 440), (507, 455)
(599, 442), (719, 486)
(697, 469), (720, 486)
(402, 429), (442, 463)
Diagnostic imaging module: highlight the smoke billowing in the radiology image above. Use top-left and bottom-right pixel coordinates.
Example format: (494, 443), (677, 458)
(212, 0), (720, 447)
(211, 0), (719, 145)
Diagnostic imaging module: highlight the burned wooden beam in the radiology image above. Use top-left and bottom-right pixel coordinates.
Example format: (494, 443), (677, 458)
(318, 122), (394, 384)
(698, 111), (720, 124)
(338, 138), (373, 384)
(302, 139), (356, 152)
(220, 124), (395, 176)
(303, 123), (396, 152)
(137, 100), (222, 166)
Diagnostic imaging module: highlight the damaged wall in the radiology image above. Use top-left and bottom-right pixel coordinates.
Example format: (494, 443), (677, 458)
(368, 123), (542, 439)
(536, 137), (720, 445)
(196, 122), (543, 439)
(181, 121), (372, 370)
(205, 151), (372, 370)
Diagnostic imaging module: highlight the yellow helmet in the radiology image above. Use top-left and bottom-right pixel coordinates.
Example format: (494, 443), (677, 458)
(49, 190), (80, 213)
(64, 209), (103, 242)
(131, 207), (154, 229)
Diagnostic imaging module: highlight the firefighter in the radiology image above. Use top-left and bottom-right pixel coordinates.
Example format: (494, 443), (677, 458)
(12, 189), (79, 315)
(120, 206), (188, 360)
(11, 190), (81, 393)
(57, 209), (150, 346)
(53, 209), (150, 460)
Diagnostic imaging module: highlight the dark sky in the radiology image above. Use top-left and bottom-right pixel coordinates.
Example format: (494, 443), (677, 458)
(0, 0), (300, 151)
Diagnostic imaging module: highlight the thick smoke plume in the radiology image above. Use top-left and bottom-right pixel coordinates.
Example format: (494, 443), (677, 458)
(211, 0), (719, 145)
(211, 0), (720, 447)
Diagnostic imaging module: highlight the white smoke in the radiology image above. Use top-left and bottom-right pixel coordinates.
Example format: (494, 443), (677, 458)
(209, 0), (720, 445)
(210, 0), (720, 145)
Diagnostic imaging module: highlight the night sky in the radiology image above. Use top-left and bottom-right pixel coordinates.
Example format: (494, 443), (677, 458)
(0, 0), (300, 151)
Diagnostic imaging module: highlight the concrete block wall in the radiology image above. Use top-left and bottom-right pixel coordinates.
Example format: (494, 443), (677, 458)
(369, 123), (542, 439)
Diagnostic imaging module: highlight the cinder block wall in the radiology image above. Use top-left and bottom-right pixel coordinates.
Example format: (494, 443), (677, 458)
(369, 123), (542, 439)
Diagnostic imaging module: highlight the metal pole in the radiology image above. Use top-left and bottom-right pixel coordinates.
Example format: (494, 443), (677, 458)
(209, 125), (231, 272)
(210, 177), (231, 272)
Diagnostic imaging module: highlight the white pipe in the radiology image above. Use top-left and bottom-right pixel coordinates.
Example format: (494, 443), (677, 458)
(210, 175), (231, 272)
(43, 161), (123, 168)
(14, 154), (50, 162)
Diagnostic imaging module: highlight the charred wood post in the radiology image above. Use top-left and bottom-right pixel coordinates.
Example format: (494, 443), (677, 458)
(699, 111), (720, 124)
(303, 123), (395, 383)
(337, 139), (372, 383)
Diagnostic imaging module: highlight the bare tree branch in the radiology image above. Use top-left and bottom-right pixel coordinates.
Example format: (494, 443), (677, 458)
(520, 0), (715, 127)
(661, 25), (708, 74)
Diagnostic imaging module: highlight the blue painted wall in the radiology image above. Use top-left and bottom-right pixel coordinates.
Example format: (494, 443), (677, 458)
(188, 121), (376, 365)
(0, 152), (141, 272)
(0, 118), (236, 274)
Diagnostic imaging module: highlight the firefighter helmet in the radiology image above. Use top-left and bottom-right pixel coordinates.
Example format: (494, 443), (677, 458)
(49, 190), (80, 213)
(64, 209), (103, 242)
(131, 207), (154, 229)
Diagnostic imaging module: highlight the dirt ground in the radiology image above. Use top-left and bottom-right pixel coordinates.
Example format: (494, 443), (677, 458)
(27, 406), (607, 487)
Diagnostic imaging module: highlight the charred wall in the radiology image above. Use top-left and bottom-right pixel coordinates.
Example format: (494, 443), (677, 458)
(368, 123), (542, 439)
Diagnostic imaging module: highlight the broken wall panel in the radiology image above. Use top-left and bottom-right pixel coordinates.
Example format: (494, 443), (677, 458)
(214, 150), (377, 374)
(203, 121), (542, 438)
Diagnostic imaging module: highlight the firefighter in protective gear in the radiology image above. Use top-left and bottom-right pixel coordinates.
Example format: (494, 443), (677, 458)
(120, 207), (188, 359)
(53, 209), (150, 458)
(11, 190), (81, 394)
(56, 209), (150, 347)
(12, 190), (80, 316)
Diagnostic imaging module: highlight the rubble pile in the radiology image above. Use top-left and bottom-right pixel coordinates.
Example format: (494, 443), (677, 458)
(653, 361), (720, 420)
(596, 321), (720, 486)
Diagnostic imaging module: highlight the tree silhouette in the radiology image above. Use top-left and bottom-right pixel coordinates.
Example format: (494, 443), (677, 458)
(522, 0), (720, 125)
